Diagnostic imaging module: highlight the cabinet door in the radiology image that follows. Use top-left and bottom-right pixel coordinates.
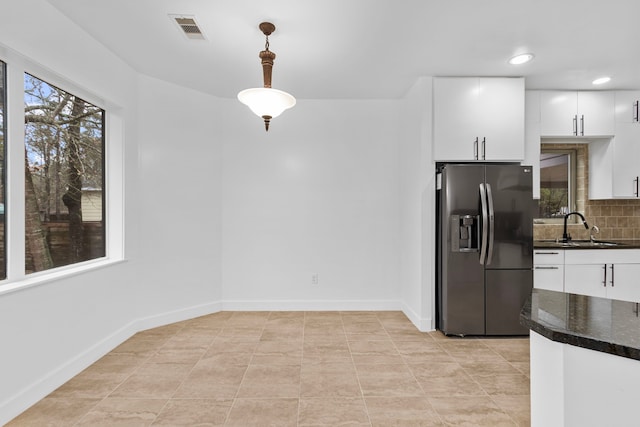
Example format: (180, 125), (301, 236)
(433, 78), (480, 161)
(577, 92), (615, 136)
(607, 264), (640, 302)
(564, 264), (607, 298)
(612, 123), (640, 198)
(479, 78), (525, 161)
(614, 91), (640, 123)
(588, 139), (614, 200)
(540, 91), (578, 136)
(525, 121), (541, 198)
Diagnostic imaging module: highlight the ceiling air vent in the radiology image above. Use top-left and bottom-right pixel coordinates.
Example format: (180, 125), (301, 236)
(169, 15), (206, 40)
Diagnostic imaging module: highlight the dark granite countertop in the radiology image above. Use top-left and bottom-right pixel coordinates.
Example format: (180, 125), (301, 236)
(520, 288), (640, 361)
(534, 239), (640, 249)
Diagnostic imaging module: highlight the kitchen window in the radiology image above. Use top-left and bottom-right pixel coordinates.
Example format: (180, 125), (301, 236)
(536, 148), (577, 222)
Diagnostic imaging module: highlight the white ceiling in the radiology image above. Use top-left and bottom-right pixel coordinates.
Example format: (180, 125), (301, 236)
(47, 0), (640, 100)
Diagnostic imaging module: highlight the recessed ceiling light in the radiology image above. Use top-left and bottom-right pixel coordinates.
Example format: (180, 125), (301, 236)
(508, 53), (534, 65)
(592, 77), (611, 85)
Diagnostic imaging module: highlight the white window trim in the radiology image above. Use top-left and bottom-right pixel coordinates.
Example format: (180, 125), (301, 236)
(0, 45), (125, 291)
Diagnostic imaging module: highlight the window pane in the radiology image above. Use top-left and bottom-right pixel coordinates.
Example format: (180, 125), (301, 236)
(0, 62), (6, 279)
(24, 74), (105, 273)
(538, 152), (570, 218)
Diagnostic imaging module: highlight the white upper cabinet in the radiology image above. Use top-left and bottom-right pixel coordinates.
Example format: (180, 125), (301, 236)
(614, 90), (640, 123)
(540, 91), (615, 137)
(433, 77), (525, 161)
(524, 91), (541, 198)
(612, 123), (640, 198)
(612, 91), (640, 198)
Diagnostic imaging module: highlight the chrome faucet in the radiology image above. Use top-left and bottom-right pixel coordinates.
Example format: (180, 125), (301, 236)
(562, 211), (589, 242)
(590, 225), (600, 243)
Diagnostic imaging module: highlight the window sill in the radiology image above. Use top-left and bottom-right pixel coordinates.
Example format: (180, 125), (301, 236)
(0, 258), (127, 297)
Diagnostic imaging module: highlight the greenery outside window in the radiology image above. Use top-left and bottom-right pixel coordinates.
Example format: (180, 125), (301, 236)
(537, 148), (577, 222)
(24, 73), (105, 273)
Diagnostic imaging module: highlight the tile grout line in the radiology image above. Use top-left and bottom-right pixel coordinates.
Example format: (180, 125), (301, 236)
(343, 312), (374, 427)
(381, 314), (447, 426)
(72, 323), (187, 426)
(148, 320), (220, 425)
(223, 312), (270, 426)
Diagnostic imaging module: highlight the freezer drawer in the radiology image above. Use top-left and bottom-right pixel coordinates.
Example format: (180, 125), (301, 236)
(485, 269), (532, 335)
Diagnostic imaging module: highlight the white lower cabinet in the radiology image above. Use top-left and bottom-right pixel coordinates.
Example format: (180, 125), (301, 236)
(533, 250), (564, 292)
(534, 248), (640, 302)
(564, 264), (608, 298)
(607, 264), (640, 302)
(564, 249), (640, 302)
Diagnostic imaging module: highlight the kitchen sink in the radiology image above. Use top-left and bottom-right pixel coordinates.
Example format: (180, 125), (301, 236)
(572, 240), (624, 247)
(538, 239), (625, 248)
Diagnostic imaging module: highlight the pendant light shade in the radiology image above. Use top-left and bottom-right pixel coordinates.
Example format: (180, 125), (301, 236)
(237, 87), (296, 119)
(237, 22), (296, 131)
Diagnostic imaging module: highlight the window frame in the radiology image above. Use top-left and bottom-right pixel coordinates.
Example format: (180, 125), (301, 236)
(0, 45), (124, 294)
(536, 147), (578, 224)
(23, 72), (107, 273)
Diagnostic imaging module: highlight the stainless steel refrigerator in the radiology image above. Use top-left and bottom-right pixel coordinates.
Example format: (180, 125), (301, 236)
(436, 163), (533, 336)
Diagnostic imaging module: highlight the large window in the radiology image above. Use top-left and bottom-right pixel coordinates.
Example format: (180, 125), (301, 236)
(24, 74), (105, 273)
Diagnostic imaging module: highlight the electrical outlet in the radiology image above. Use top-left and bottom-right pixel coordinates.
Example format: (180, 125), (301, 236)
(311, 273), (319, 285)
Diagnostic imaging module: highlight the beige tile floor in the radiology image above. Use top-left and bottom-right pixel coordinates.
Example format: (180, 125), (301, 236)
(7, 311), (530, 426)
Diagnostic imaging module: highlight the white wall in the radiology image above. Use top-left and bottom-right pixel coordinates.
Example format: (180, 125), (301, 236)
(221, 99), (402, 310)
(398, 77), (436, 330)
(0, 0), (141, 421)
(135, 75), (224, 315)
(0, 1), (430, 422)
(0, 1), (225, 422)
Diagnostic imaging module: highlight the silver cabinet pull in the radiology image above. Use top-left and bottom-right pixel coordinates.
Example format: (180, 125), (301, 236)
(634, 100), (639, 122)
(580, 115), (584, 136)
(610, 264), (615, 287)
(535, 251), (560, 255)
(473, 137), (479, 160)
(603, 264), (607, 287)
(481, 137), (486, 160)
(634, 177), (639, 198)
(573, 115), (578, 135)
(534, 266), (559, 270)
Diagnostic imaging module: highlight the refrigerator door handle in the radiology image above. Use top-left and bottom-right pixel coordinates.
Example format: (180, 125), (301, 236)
(479, 183), (488, 265)
(486, 183), (495, 265)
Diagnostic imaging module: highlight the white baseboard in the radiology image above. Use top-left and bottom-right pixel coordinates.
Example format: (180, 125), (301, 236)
(221, 299), (402, 312)
(0, 300), (223, 425)
(401, 301), (434, 332)
(1, 298), (425, 424)
(135, 301), (223, 332)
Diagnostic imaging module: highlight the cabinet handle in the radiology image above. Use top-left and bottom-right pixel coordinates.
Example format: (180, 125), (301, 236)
(610, 264), (615, 287)
(481, 137), (486, 160)
(580, 115), (584, 136)
(573, 115), (578, 136)
(473, 137), (479, 160)
(534, 266), (559, 270)
(635, 177), (639, 197)
(634, 100), (639, 122)
(603, 264), (607, 287)
(535, 251), (560, 255)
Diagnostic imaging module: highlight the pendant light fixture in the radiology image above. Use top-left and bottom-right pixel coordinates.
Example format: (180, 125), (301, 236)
(237, 22), (296, 131)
